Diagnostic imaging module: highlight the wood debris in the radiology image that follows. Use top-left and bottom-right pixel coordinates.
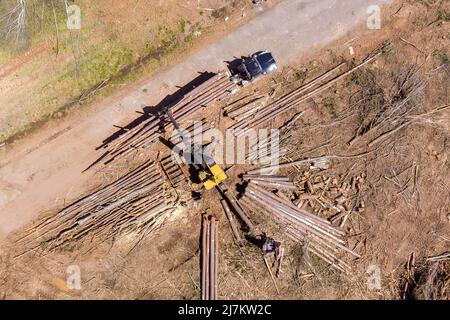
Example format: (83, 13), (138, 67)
(292, 171), (366, 225)
(241, 177), (360, 274)
(427, 252), (450, 263)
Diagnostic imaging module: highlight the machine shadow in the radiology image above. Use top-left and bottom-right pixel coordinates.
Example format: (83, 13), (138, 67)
(97, 71), (216, 150)
(85, 71), (217, 171)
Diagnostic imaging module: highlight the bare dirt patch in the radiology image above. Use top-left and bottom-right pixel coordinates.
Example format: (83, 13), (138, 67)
(0, 0), (449, 300)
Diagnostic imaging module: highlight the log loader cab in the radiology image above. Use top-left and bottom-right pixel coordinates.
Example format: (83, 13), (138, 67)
(199, 151), (228, 190)
(165, 110), (228, 192)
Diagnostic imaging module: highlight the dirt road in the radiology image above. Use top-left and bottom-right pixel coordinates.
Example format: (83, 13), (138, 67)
(0, 0), (390, 240)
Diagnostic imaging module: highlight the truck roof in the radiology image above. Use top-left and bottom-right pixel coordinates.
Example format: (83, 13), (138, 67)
(254, 51), (277, 74)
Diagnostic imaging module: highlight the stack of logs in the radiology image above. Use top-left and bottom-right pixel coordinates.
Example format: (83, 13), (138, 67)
(20, 161), (172, 251)
(228, 55), (380, 136)
(159, 155), (187, 189)
(239, 175), (360, 273)
(202, 215), (218, 300)
(242, 174), (296, 190)
(223, 95), (268, 122)
(169, 117), (212, 150)
(99, 72), (238, 164)
(245, 131), (291, 166)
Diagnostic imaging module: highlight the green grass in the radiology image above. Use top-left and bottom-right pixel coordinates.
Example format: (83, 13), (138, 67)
(381, 39), (394, 55)
(322, 97), (337, 118)
(0, 13), (203, 144)
(433, 48), (450, 65)
(293, 68), (308, 83)
(437, 9), (450, 21)
(178, 20), (191, 33)
(70, 19), (195, 89)
(0, 50), (12, 64)
(77, 43), (135, 87)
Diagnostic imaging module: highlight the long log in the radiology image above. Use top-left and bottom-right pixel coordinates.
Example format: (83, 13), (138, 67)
(201, 215), (209, 300)
(209, 216), (218, 300)
(220, 199), (242, 244)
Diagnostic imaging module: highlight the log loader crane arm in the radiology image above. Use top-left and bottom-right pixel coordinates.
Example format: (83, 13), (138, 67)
(165, 109), (228, 191)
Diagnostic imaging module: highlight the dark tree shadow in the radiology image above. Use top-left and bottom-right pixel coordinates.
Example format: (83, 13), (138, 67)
(96, 71), (216, 150)
(84, 72), (217, 172)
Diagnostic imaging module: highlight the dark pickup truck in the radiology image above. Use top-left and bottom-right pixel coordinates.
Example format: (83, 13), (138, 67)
(232, 51), (278, 85)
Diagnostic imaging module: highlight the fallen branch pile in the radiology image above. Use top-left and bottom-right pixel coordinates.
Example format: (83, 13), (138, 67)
(402, 253), (450, 300)
(240, 178), (360, 273)
(348, 64), (447, 147)
(98, 72), (238, 164)
(19, 161), (173, 251)
(427, 252), (450, 263)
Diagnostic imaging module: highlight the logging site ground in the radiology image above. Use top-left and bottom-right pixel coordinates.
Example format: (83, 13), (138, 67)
(0, 0), (449, 301)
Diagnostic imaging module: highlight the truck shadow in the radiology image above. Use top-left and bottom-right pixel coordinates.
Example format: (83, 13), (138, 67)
(224, 56), (247, 76)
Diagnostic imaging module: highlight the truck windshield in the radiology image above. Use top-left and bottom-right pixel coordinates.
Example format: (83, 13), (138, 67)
(244, 59), (261, 77)
(255, 52), (276, 73)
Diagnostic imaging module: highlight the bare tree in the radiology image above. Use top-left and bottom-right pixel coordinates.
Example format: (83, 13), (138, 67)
(0, 0), (27, 47)
(0, 0), (69, 51)
(50, 0), (59, 56)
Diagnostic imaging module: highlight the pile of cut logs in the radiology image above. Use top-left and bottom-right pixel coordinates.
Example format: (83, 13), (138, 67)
(98, 72), (238, 164)
(227, 54), (380, 136)
(19, 161), (173, 251)
(239, 174), (360, 273)
(169, 117), (212, 149)
(202, 215), (218, 300)
(292, 171), (366, 227)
